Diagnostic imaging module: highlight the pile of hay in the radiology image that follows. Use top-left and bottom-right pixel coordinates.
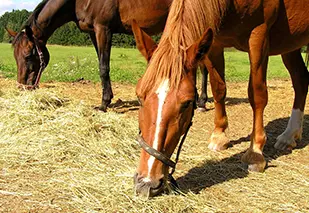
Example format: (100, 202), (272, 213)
(0, 81), (214, 212)
(0, 83), (141, 212)
(0, 78), (309, 212)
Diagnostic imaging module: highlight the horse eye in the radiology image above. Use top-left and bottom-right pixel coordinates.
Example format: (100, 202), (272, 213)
(180, 101), (192, 111)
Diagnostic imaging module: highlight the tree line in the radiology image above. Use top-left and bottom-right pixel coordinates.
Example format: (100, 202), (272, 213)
(0, 9), (160, 47)
(1, 10), (307, 53)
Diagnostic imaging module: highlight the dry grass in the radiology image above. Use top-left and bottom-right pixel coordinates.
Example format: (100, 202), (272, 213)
(0, 77), (309, 213)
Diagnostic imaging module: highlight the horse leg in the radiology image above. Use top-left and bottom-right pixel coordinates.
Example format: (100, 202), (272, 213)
(206, 47), (230, 151)
(197, 64), (209, 111)
(94, 26), (113, 112)
(275, 50), (309, 150)
(90, 32), (99, 57)
(241, 24), (270, 172)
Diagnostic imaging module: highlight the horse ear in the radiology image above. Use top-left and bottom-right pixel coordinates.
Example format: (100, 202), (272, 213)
(5, 28), (18, 38)
(25, 26), (34, 40)
(132, 20), (157, 62)
(186, 28), (213, 68)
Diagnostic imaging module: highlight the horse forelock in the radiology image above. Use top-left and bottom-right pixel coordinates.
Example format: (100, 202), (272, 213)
(137, 0), (229, 95)
(12, 32), (27, 47)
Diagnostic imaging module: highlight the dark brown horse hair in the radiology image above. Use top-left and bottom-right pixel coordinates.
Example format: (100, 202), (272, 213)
(12, 0), (49, 46)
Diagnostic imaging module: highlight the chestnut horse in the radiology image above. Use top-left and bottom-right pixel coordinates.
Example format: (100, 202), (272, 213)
(6, 0), (210, 111)
(133, 0), (309, 197)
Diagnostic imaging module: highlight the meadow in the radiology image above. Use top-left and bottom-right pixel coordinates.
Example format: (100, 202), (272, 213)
(0, 43), (309, 212)
(0, 43), (291, 84)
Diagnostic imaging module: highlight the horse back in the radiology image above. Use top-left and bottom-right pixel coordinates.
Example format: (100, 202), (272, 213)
(214, 0), (309, 55)
(75, 0), (172, 35)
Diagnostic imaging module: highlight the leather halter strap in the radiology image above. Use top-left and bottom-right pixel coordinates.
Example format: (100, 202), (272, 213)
(32, 37), (46, 88)
(137, 135), (177, 169)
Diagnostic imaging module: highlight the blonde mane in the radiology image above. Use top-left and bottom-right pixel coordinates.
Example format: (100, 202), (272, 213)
(138, 0), (229, 95)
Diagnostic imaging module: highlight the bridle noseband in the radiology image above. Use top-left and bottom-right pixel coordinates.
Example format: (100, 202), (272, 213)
(137, 135), (177, 169)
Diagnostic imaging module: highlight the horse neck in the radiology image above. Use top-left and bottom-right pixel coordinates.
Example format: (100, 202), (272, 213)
(32, 0), (75, 42)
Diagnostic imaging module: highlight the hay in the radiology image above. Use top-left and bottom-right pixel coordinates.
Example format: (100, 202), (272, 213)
(0, 83), (140, 212)
(0, 78), (309, 212)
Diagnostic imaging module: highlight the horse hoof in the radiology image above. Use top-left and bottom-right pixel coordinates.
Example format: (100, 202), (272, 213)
(197, 107), (206, 112)
(241, 149), (266, 172)
(245, 161), (266, 172)
(94, 105), (107, 112)
(208, 132), (229, 151)
(275, 133), (298, 151)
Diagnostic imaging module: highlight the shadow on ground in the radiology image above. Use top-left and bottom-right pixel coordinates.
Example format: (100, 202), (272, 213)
(176, 115), (309, 194)
(108, 99), (140, 113)
(200, 97), (249, 111)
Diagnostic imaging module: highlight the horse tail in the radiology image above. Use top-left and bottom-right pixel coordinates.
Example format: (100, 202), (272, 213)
(305, 44), (309, 68)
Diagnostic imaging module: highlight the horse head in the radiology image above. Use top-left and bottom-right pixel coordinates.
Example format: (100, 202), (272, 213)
(7, 26), (49, 90)
(132, 21), (213, 198)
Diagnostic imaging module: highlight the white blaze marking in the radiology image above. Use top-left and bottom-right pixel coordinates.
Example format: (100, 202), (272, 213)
(146, 79), (170, 180)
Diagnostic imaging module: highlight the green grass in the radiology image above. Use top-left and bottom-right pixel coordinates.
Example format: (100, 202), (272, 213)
(0, 43), (146, 84)
(0, 42), (301, 84)
(224, 51), (290, 81)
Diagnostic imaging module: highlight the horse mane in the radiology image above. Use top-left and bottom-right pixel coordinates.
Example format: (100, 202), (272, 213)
(12, 0), (49, 46)
(137, 0), (229, 95)
(24, 0), (49, 29)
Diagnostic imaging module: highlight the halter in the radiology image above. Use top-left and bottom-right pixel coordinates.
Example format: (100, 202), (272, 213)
(32, 37), (46, 88)
(136, 93), (197, 189)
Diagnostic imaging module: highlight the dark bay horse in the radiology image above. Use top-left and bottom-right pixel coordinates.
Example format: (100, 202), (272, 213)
(132, 0), (309, 197)
(6, 0), (210, 111)
(6, 0), (172, 111)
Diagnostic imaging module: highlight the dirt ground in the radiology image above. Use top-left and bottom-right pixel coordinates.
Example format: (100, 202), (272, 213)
(48, 78), (309, 191)
(1, 77), (309, 212)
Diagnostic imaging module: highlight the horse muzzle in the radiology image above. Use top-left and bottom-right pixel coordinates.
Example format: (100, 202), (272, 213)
(133, 173), (166, 198)
(16, 82), (38, 90)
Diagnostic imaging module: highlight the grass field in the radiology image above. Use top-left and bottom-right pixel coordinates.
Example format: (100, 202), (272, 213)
(0, 43), (292, 84)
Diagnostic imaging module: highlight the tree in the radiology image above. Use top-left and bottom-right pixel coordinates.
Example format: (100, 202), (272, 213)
(0, 9), (161, 47)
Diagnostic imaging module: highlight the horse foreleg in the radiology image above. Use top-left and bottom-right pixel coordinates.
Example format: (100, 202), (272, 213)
(206, 47), (230, 151)
(241, 24), (270, 172)
(275, 50), (309, 150)
(94, 26), (113, 112)
(197, 64), (209, 111)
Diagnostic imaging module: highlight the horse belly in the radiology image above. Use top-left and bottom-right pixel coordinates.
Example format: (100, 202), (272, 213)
(118, 0), (171, 35)
(75, 0), (117, 31)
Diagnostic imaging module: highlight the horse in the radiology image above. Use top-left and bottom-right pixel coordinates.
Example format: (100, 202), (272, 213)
(132, 0), (309, 198)
(6, 0), (210, 112)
